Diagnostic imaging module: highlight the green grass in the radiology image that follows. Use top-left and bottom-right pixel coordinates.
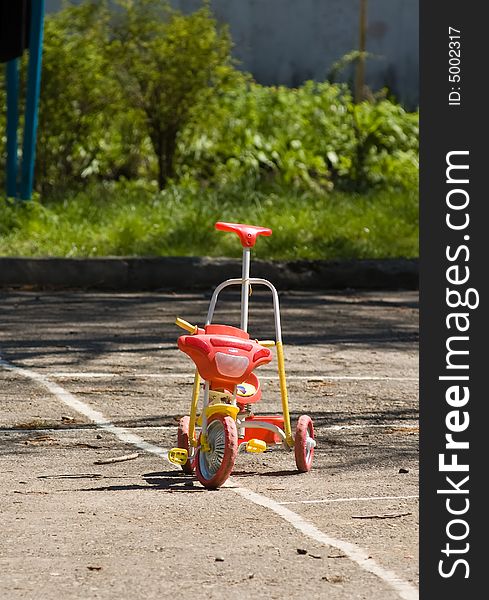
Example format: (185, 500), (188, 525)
(0, 182), (418, 260)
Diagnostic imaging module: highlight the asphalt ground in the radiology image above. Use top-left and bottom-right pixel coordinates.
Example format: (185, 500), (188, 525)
(0, 290), (419, 600)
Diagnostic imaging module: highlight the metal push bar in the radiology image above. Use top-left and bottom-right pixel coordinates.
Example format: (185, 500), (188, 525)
(204, 252), (293, 446)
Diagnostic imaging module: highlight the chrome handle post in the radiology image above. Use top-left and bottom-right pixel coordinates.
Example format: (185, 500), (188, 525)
(240, 248), (251, 332)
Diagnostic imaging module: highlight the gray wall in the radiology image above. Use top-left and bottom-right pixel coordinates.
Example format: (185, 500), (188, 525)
(46, 0), (419, 107)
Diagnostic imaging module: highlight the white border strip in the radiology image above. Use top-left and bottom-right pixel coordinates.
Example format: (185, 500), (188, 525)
(279, 495), (419, 505)
(0, 358), (418, 600)
(46, 371), (418, 382)
(0, 359), (168, 460)
(0, 423), (418, 434)
(233, 487), (418, 600)
(324, 423), (418, 432)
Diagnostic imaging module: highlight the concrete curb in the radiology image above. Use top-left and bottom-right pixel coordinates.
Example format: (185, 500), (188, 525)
(0, 257), (418, 291)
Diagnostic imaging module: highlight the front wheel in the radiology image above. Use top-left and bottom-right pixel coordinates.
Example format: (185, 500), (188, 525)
(295, 415), (315, 472)
(195, 414), (238, 489)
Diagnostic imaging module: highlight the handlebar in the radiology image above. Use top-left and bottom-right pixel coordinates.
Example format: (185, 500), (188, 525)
(257, 340), (276, 347)
(175, 317), (198, 334)
(176, 318), (276, 348)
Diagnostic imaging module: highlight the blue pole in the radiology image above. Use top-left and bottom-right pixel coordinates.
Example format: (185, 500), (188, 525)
(6, 59), (20, 198)
(20, 0), (45, 201)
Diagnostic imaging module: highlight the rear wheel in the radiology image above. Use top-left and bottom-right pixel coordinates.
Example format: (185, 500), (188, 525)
(295, 415), (315, 472)
(177, 416), (194, 474)
(195, 414), (238, 489)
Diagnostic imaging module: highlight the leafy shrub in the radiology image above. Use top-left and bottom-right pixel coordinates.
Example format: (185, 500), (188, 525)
(0, 0), (418, 196)
(178, 80), (351, 191)
(178, 80), (418, 192)
(35, 1), (146, 191)
(33, 0), (237, 192)
(110, 0), (236, 190)
(348, 100), (419, 190)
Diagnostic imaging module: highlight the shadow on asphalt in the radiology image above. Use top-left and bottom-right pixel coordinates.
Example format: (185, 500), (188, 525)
(80, 470), (205, 493)
(232, 469), (302, 478)
(2, 407), (419, 434)
(0, 291), (418, 367)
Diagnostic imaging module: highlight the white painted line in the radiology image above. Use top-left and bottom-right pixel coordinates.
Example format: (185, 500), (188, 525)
(0, 425), (176, 433)
(0, 423), (418, 434)
(47, 371), (418, 382)
(0, 359), (168, 460)
(279, 495), (419, 506)
(298, 376), (418, 382)
(323, 423), (418, 432)
(232, 487), (418, 600)
(1, 358), (419, 600)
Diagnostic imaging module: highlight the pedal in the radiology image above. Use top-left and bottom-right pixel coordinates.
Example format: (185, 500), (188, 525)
(168, 447), (189, 466)
(245, 439), (267, 453)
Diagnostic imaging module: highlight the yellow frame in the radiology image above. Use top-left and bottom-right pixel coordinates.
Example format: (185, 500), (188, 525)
(184, 342), (293, 448)
(276, 341), (294, 447)
(188, 368), (200, 447)
(205, 403), (240, 420)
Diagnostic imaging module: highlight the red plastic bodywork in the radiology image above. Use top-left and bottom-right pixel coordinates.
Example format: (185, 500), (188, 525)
(178, 324), (285, 445)
(177, 324), (272, 389)
(240, 415), (285, 445)
(236, 372), (262, 404)
(215, 221), (272, 248)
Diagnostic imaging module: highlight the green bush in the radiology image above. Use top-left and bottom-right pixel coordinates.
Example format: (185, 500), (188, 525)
(35, 1), (145, 191)
(0, 0), (418, 197)
(177, 80), (351, 191)
(178, 80), (418, 192)
(110, 0), (236, 190)
(349, 100), (419, 190)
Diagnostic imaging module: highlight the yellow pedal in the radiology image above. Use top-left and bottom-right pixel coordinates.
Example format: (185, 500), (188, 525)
(245, 439), (267, 453)
(168, 447), (189, 466)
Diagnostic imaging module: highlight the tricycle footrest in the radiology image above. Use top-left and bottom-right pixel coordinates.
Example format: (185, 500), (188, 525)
(168, 447), (189, 466)
(245, 439), (267, 453)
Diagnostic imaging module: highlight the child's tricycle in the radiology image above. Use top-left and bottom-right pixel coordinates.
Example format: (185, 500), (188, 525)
(168, 221), (315, 489)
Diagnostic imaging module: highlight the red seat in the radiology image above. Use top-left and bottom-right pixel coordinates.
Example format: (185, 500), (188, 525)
(215, 222), (272, 248)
